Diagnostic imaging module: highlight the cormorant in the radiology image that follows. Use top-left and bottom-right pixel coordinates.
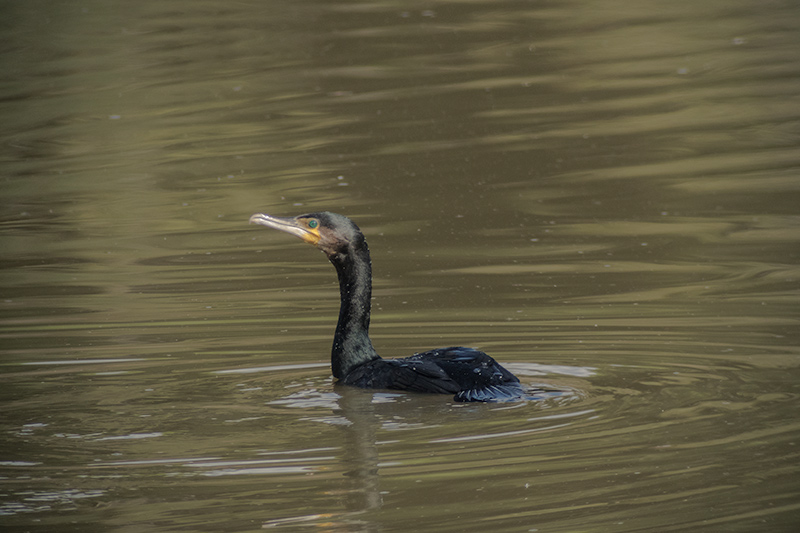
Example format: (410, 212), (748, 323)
(249, 211), (525, 402)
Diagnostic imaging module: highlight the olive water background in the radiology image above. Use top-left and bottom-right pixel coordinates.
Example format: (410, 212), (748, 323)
(1, 1), (799, 531)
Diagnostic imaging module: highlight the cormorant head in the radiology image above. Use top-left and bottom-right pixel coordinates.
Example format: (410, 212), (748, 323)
(249, 211), (366, 257)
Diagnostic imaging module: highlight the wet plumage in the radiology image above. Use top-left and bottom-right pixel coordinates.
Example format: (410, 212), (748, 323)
(249, 211), (525, 402)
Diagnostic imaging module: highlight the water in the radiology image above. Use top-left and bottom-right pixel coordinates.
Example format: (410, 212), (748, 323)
(2, 0), (799, 531)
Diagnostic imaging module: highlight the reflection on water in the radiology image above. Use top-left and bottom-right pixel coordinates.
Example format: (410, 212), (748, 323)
(2, 0), (799, 531)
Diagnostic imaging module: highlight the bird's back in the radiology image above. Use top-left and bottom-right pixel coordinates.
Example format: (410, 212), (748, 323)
(341, 346), (525, 402)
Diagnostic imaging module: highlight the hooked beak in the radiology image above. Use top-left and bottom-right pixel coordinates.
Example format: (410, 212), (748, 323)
(249, 213), (321, 245)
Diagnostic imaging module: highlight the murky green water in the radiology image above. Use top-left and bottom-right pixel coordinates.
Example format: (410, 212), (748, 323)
(2, 0), (799, 531)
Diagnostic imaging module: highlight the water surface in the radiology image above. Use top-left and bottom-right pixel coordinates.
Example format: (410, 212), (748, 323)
(2, 0), (799, 531)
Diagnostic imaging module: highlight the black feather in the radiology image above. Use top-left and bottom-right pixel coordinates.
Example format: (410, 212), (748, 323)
(250, 211), (526, 402)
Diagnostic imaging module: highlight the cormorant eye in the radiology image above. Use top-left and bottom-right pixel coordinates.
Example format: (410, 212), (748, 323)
(307, 219), (319, 229)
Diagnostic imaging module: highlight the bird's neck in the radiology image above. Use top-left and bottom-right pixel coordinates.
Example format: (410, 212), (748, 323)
(328, 240), (380, 379)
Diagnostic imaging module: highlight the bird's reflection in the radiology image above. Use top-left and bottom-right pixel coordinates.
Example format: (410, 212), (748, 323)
(263, 374), (579, 529)
(334, 385), (385, 515)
